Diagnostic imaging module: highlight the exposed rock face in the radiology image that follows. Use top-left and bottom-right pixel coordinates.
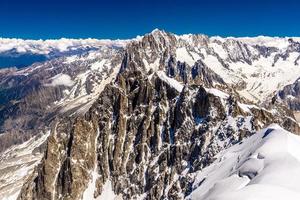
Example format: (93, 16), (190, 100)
(19, 118), (99, 200)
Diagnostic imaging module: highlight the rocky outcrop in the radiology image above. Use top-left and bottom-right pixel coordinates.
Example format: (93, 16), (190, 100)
(19, 117), (99, 200)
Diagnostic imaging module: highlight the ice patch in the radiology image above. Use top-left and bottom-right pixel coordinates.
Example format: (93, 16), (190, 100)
(156, 70), (184, 92)
(96, 180), (117, 200)
(237, 102), (259, 113)
(206, 88), (229, 99)
(91, 59), (107, 71)
(176, 47), (196, 66)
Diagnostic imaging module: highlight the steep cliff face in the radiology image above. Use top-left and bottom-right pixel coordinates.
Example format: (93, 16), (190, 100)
(19, 118), (99, 200)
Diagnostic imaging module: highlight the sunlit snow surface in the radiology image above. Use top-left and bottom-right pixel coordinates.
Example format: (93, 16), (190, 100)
(157, 70), (184, 92)
(188, 124), (300, 200)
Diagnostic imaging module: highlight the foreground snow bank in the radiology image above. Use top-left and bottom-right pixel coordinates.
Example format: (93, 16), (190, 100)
(188, 124), (300, 200)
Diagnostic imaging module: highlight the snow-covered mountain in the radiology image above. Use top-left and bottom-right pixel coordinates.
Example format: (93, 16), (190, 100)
(1, 30), (300, 200)
(142, 30), (300, 104)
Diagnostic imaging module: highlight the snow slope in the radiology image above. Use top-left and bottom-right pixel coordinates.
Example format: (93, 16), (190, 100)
(188, 124), (300, 200)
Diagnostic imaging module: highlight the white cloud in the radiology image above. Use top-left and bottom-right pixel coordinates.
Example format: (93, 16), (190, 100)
(0, 38), (130, 55)
(49, 74), (74, 87)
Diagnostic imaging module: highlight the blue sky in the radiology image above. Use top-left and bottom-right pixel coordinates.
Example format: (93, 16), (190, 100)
(0, 0), (299, 39)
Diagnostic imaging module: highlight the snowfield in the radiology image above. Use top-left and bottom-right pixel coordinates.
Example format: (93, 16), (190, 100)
(188, 124), (300, 200)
